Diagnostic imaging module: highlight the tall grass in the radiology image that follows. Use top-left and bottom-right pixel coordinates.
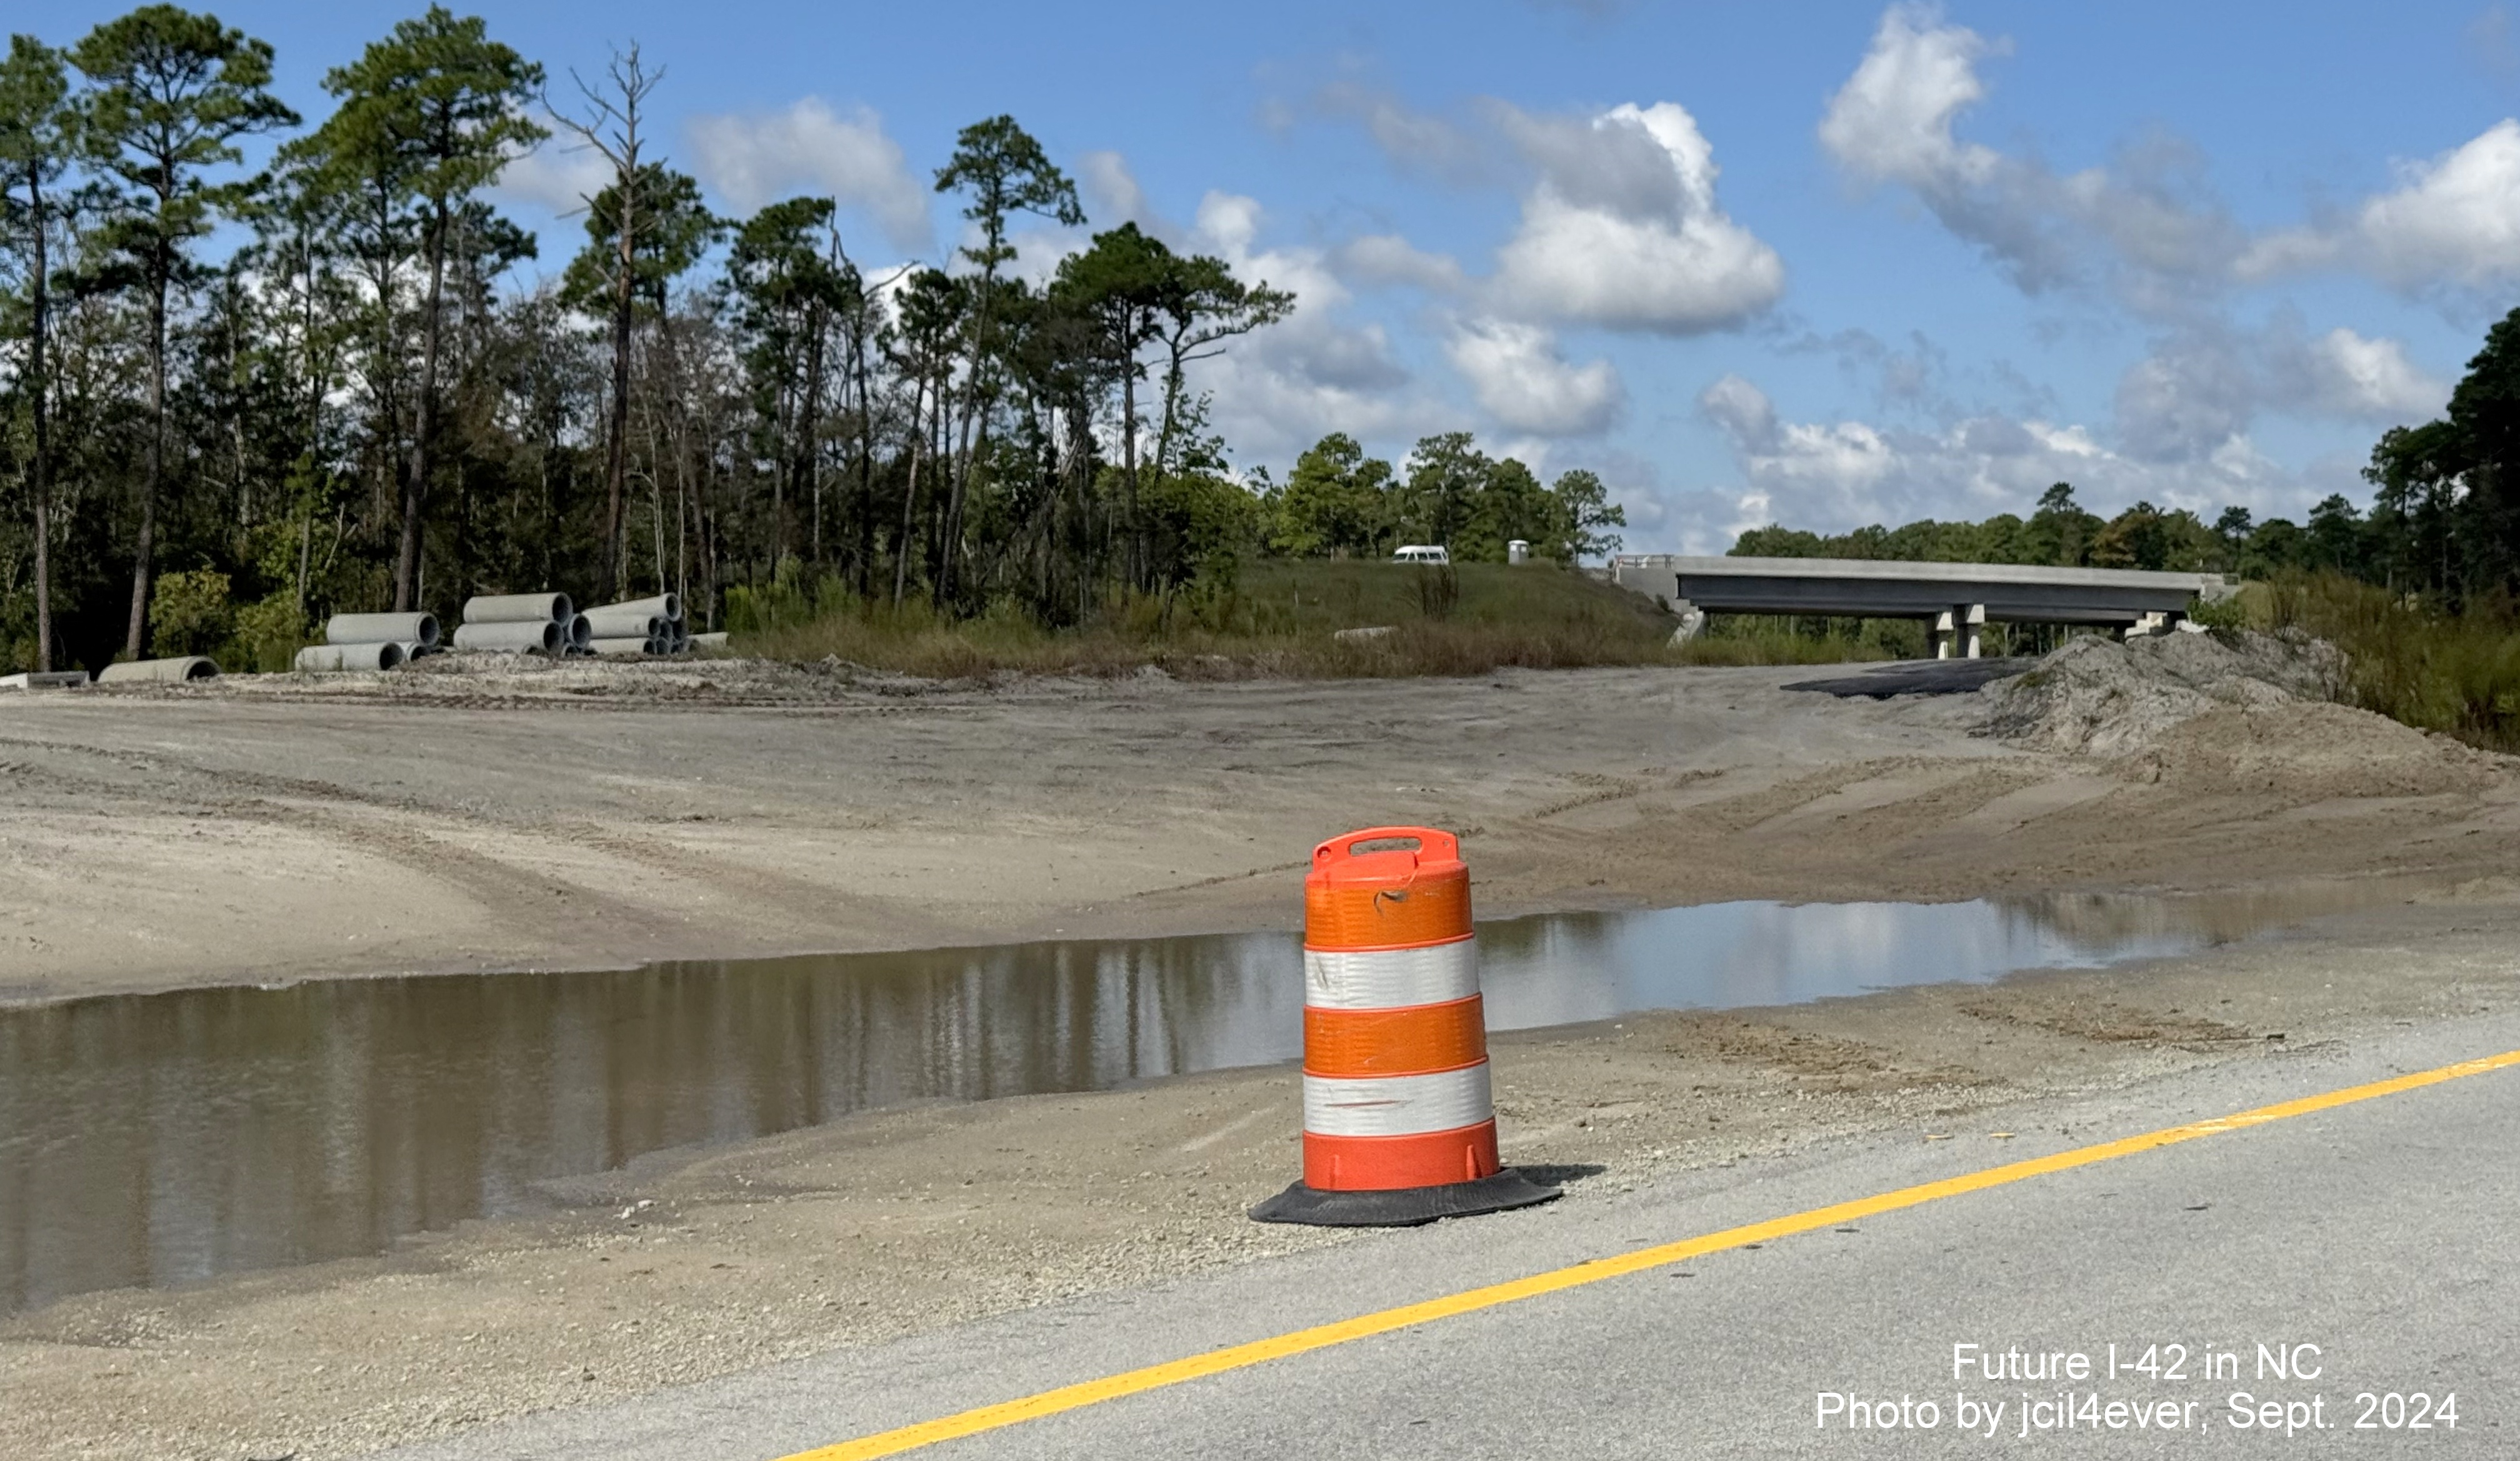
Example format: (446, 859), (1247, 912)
(729, 561), (1892, 679)
(724, 561), (2520, 742)
(2257, 571), (2520, 753)
(1669, 619), (1898, 666)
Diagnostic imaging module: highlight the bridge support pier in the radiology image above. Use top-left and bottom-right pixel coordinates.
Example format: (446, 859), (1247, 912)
(1932, 604), (1988, 659)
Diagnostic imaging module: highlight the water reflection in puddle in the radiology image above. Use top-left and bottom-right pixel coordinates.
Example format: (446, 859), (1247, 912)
(0, 883), (2399, 1314)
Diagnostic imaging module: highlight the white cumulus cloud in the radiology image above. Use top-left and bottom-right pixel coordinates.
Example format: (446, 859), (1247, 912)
(1445, 319), (1625, 436)
(1818, 3), (2001, 194)
(2112, 320), (2448, 464)
(1077, 149), (1158, 231)
(1824, 6), (2520, 301)
(1819, 5), (2237, 296)
(685, 98), (931, 253)
(494, 142), (614, 214)
(2242, 119), (2520, 292)
(1334, 233), (1468, 293)
(2286, 327), (2451, 421)
(2111, 331), (2258, 463)
(1175, 192), (1449, 463)
(1489, 101), (1784, 333)
(1691, 371), (2384, 551)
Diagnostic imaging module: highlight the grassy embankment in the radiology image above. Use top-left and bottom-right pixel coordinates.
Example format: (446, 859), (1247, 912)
(729, 561), (1892, 678)
(2241, 572), (2520, 754)
(730, 558), (2520, 750)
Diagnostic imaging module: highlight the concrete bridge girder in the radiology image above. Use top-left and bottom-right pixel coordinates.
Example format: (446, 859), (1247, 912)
(1614, 555), (2228, 660)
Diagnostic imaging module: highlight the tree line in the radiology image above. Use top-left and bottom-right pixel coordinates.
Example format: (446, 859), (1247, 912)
(1346, 303), (2520, 607)
(1266, 430), (1624, 565)
(0, 6), (1632, 676)
(1738, 306), (2520, 606)
(2353, 305), (2520, 606)
(1731, 484), (2354, 580)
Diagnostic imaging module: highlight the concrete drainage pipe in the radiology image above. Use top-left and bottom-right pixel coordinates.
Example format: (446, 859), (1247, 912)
(595, 593), (679, 624)
(295, 642), (407, 673)
(582, 609), (664, 639)
(325, 611), (439, 648)
(97, 656), (220, 684)
(452, 620), (562, 653)
(462, 592), (572, 625)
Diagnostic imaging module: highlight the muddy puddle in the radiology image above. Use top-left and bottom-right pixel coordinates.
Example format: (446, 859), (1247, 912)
(0, 881), (2411, 1314)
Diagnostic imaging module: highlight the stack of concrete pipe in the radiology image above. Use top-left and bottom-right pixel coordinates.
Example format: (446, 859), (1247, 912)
(296, 611), (438, 673)
(454, 593), (576, 654)
(581, 593), (687, 655)
(450, 591), (693, 658)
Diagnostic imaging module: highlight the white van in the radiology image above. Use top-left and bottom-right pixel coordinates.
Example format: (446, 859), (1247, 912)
(1391, 545), (1451, 565)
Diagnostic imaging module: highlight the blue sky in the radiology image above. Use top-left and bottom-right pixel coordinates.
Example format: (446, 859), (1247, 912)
(42, 0), (2520, 550)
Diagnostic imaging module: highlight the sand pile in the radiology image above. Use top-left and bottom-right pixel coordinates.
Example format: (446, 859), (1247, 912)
(1982, 630), (2344, 755)
(1984, 629), (2501, 798)
(2130, 702), (2503, 798)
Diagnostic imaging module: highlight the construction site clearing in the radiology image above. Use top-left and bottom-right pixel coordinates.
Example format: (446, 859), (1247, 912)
(2, 628), (2518, 1460)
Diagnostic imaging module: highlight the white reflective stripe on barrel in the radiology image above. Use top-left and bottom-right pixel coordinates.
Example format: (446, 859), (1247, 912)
(1302, 936), (1479, 1011)
(1301, 1062), (1493, 1138)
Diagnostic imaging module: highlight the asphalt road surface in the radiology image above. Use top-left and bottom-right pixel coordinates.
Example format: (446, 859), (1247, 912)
(383, 1010), (2520, 1460)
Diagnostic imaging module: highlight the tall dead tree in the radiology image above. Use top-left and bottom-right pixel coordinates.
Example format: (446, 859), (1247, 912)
(547, 43), (659, 601)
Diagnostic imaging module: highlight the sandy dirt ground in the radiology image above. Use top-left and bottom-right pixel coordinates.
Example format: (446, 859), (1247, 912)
(1, 651), (2514, 1002)
(4, 647), (2520, 1458)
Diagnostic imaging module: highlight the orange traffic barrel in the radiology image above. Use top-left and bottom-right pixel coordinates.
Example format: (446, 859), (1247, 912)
(1250, 826), (1558, 1226)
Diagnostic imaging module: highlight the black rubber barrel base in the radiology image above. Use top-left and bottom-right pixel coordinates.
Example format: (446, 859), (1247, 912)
(1248, 1168), (1561, 1227)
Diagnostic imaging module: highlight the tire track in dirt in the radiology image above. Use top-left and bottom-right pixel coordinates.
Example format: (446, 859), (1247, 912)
(0, 726), (945, 960)
(212, 796), (679, 955)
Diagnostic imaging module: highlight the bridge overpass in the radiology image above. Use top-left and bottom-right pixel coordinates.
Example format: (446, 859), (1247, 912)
(1611, 555), (2233, 658)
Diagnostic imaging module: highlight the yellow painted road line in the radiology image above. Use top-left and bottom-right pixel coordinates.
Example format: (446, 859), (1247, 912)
(782, 1047), (2520, 1461)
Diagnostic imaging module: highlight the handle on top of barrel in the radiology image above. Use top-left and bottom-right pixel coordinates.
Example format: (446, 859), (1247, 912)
(1312, 825), (1458, 868)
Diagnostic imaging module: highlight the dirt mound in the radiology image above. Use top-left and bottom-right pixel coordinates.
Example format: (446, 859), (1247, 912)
(2129, 703), (2503, 799)
(1982, 629), (2345, 756)
(1984, 629), (2502, 798)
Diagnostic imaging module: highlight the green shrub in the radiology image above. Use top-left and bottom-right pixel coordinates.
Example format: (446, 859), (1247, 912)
(2188, 586), (2254, 631)
(147, 569), (233, 659)
(229, 592), (309, 673)
(724, 558), (816, 633)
